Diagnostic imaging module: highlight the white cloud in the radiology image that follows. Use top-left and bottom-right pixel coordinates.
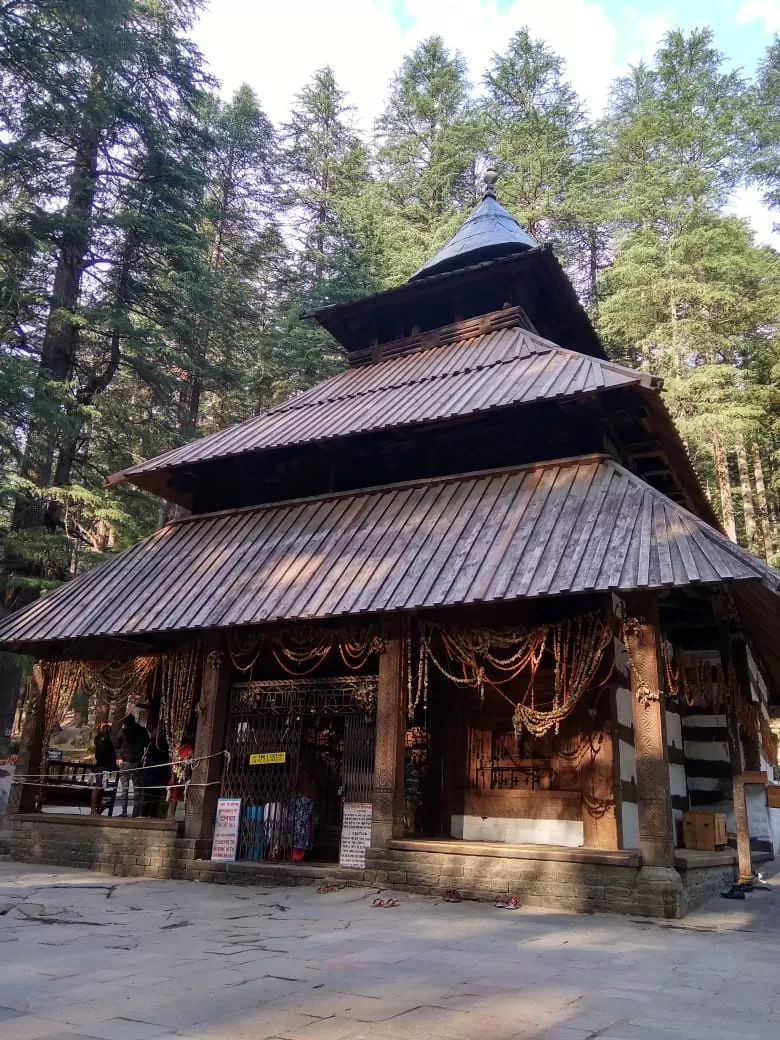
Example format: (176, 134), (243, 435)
(193, 0), (779, 249)
(193, 0), (620, 128)
(736, 0), (780, 32)
(728, 184), (780, 247)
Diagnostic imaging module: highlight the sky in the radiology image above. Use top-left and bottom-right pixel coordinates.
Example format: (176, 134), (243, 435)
(193, 0), (780, 244)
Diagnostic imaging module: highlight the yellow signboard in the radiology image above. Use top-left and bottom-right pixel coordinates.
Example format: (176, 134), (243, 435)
(249, 751), (286, 766)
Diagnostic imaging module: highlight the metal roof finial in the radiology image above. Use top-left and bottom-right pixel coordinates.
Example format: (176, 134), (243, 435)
(483, 168), (498, 198)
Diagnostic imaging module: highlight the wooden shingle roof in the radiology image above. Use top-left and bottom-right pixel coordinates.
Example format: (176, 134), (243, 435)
(4, 455), (777, 654)
(110, 329), (656, 489)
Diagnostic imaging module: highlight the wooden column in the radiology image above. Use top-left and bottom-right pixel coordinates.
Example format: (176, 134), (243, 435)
(184, 639), (231, 854)
(371, 622), (406, 848)
(9, 663), (47, 815)
(727, 711), (752, 883)
(579, 699), (619, 850)
(623, 594), (675, 867)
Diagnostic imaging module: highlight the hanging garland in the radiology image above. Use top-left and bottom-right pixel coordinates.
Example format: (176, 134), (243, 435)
(410, 614), (614, 738)
(40, 660), (86, 767)
(86, 655), (158, 719)
(760, 714), (778, 765)
(513, 616), (614, 737)
(160, 641), (200, 757)
(227, 625), (385, 676)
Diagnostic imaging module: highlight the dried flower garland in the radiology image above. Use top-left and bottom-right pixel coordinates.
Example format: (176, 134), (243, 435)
(621, 617), (661, 703)
(40, 654), (158, 750)
(227, 625), (385, 676)
(513, 616), (614, 736)
(160, 641), (200, 757)
(409, 615), (614, 737)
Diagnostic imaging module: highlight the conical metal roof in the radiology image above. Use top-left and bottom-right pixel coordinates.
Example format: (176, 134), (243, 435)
(410, 177), (537, 281)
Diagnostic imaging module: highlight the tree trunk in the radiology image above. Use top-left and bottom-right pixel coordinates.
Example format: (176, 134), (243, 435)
(752, 443), (774, 560)
(52, 229), (134, 489)
(588, 227), (599, 317)
(736, 442), (757, 552)
(712, 433), (737, 542)
(20, 113), (102, 492)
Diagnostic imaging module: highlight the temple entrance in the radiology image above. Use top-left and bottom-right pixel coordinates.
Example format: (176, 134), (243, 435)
(221, 676), (376, 863)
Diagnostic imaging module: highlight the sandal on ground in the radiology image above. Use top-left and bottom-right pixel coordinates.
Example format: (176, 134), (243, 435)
(443, 889), (461, 902)
(372, 897), (385, 907)
(316, 885), (336, 894)
(496, 896), (518, 910)
(383, 898), (399, 907)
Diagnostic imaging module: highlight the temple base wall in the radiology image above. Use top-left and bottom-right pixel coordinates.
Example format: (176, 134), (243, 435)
(5, 815), (194, 878)
(4, 817), (744, 918)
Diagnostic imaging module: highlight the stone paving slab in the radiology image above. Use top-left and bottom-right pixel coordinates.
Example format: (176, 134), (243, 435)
(0, 860), (779, 1040)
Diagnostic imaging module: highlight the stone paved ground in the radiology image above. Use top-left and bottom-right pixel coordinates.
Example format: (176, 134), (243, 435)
(1, 861), (780, 1040)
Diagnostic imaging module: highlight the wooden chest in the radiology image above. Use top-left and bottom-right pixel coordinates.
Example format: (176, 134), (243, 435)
(682, 811), (728, 851)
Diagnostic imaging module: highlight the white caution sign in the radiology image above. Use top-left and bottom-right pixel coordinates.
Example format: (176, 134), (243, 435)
(339, 802), (373, 868)
(211, 797), (242, 862)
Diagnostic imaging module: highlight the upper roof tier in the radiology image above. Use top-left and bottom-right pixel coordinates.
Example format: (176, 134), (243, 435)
(109, 321), (652, 492)
(410, 188), (537, 281)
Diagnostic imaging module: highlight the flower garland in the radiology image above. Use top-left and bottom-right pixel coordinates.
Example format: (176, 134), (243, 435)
(513, 616), (614, 737)
(40, 654), (159, 731)
(409, 615), (614, 737)
(41, 660), (85, 765)
(160, 641), (200, 759)
(227, 625), (385, 676)
(621, 618), (661, 703)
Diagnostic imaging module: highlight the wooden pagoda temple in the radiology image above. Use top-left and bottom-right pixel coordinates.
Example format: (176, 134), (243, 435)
(2, 175), (780, 917)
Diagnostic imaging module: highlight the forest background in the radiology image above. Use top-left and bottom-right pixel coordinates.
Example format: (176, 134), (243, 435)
(1, 0), (780, 720)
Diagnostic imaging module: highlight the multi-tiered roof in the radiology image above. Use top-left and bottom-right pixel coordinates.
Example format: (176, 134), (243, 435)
(1, 181), (778, 665)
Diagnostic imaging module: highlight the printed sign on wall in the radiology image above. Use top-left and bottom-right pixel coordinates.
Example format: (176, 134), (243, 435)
(339, 802), (373, 868)
(249, 752), (286, 765)
(210, 797), (242, 862)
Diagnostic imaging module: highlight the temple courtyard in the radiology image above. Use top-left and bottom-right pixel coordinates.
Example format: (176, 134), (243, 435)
(0, 863), (778, 1040)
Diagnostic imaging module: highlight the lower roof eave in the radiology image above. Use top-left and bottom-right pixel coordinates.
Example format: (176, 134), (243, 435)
(5, 574), (777, 662)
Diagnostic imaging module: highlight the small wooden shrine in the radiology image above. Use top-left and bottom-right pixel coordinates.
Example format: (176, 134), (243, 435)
(2, 175), (779, 917)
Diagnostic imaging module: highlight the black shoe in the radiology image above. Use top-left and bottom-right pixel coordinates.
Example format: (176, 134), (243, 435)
(721, 886), (746, 900)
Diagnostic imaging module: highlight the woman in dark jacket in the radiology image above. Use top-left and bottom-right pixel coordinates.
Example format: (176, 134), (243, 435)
(91, 723), (116, 815)
(116, 714), (149, 817)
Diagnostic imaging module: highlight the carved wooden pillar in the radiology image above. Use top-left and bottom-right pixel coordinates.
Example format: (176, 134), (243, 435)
(184, 637), (231, 854)
(9, 663), (47, 814)
(371, 621), (406, 848)
(623, 594), (675, 868)
(579, 695), (619, 850)
(727, 711), (752, 883)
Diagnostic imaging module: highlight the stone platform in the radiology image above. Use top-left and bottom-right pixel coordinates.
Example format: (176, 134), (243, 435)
(4, 815), (755, 918)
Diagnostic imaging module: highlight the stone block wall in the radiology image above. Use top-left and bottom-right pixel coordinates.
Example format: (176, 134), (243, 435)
(5, 815), (197, 879)
(362, 846), (685, 917)
(5, 816), (739, 918)
(678, 862), (736, 910)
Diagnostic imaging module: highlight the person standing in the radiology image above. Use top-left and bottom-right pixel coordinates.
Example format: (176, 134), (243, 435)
(116, 714), (149, 817)
(140, 727), (170, 818)
(91, 723), (117, 815)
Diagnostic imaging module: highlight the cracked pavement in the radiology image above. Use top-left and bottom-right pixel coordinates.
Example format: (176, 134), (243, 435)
(1, 861), (780, 1040)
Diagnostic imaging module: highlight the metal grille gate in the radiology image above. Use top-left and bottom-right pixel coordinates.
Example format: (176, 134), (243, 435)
(222, 676), (377, 862)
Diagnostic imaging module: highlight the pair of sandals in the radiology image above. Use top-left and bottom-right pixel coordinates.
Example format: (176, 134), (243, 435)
(721, 871), (773, 900)
(372, 897), (400, 908)
(495, 896), (519, 910)
(315, 883), (346, 894)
